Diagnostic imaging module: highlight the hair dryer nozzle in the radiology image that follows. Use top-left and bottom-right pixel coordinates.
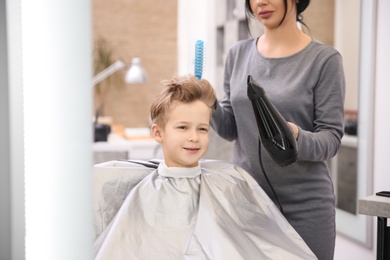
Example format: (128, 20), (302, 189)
(247, 75), (298, 167)
(247, 75), (265, 100)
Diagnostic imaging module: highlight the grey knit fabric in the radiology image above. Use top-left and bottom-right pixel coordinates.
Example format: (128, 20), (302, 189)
(211, 38), (345, 260)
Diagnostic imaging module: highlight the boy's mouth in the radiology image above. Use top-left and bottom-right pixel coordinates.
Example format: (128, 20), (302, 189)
(184, 147), (200, 152)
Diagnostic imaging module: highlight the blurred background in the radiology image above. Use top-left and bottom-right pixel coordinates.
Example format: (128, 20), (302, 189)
(2, 0), (389, 260)
(91, 0), (353, 164)
(92, 0), (178, 127)
(91, 0), (351, 128)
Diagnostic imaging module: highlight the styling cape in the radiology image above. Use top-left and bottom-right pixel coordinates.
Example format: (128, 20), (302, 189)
(93, 160), (317, 260)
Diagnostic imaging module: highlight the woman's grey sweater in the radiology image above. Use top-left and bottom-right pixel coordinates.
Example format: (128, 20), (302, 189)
(211, 38), (345, 260)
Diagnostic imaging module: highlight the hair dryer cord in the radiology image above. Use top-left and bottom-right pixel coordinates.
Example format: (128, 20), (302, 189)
(258, 139), (284, 214)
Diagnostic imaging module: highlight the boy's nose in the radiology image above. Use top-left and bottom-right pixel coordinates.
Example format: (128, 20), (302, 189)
(188, 130), (199, 142)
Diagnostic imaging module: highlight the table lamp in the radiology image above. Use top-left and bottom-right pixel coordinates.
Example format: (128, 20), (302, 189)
(93, 58), (147, 142)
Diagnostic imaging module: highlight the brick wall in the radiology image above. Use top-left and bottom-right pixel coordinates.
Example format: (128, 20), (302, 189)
(92, 0), (178, 127)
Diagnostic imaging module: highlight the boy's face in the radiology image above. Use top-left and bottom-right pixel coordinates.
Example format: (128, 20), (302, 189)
(151, 100), (210, 168)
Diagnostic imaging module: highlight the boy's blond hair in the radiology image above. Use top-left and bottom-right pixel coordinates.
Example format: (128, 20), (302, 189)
(150, 74), (216, 128)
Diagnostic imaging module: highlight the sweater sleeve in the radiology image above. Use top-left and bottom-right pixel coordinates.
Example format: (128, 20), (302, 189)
(211, 49), (238, 142)
(296, 53), (345, 161)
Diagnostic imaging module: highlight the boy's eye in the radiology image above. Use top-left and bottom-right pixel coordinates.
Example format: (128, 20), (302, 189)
(199, 127), (209, 132)
(177, 125), (187, 130)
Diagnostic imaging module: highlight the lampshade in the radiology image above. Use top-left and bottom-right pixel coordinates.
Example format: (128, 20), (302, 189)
(92, 58), (147, 87)
(125, 58), (147, 84)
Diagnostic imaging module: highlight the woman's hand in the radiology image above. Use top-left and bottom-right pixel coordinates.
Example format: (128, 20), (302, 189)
(288, 122), (299, 140)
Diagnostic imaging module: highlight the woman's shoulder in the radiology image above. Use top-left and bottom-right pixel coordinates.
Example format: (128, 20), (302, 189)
(308, 38), (341, 57)
(224, 38), (257, 65)
(228, 38), (256, 54)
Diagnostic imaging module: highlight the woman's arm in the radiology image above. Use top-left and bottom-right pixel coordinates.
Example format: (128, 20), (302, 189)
(210, 49), (238, 141)
(295, 53), (346, 161)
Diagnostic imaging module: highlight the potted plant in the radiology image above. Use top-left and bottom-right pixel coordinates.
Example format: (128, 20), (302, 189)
(93, 37), (124, 141)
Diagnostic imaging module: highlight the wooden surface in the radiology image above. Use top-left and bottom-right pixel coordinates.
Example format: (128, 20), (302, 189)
(358, 195), (390, 218)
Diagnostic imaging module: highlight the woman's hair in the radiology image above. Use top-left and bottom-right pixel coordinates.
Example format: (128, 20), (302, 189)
(245, 0), (310, 30)
(150, 74), (217, 128)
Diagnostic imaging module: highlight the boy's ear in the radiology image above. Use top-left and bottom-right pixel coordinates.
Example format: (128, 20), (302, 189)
(151, 124), (163, 143)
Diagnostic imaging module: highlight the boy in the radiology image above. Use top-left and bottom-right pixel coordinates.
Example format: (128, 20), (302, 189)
(149, 75), (216, 168)
(93, 75), (316, 259)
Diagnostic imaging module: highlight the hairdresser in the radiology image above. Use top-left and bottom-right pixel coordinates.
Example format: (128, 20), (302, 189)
(211, 0), (345, 259)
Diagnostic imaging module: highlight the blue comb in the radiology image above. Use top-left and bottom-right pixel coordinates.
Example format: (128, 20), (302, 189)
(194, 40), (204, 79)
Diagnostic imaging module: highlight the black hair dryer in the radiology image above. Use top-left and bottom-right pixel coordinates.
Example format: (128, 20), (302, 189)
(247, 75), (298, 167)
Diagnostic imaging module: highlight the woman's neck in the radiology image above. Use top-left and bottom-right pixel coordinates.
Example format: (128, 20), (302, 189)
(257, 22), (311, 58)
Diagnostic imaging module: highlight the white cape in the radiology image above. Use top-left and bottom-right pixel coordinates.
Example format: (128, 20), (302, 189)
(93, 160), (317, 260)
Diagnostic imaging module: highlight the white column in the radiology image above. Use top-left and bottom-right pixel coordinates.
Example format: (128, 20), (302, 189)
(22, 1), (93, 259)
(5, 0), (25, 258)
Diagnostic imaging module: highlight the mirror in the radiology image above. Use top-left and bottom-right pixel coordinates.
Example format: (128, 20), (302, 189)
(300, 0), (375, 247)
(330, 0), (376, 247)
(303, 0), (376, 247)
